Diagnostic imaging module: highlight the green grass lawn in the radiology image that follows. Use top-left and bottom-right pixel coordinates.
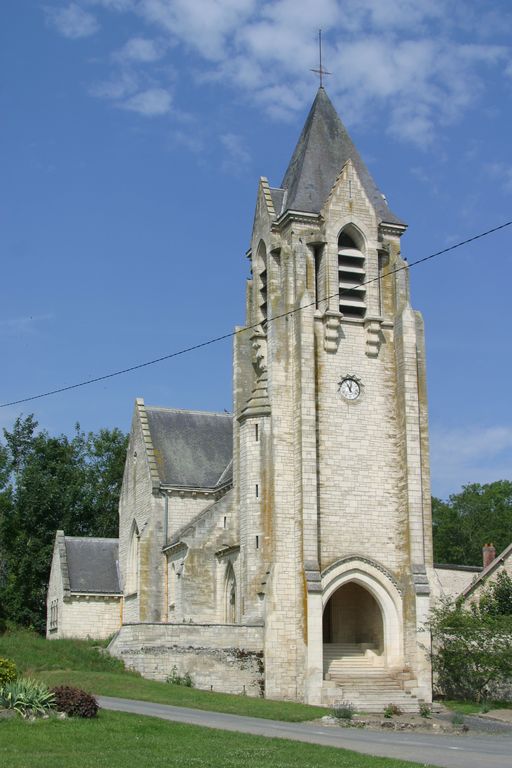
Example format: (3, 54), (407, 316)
(0, 628), (329, 722)
(0, 709), (430, 768)
(443, 699), (512, 715)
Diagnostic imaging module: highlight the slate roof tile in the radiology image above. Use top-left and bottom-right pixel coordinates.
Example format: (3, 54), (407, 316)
(280, 87), (404, 225)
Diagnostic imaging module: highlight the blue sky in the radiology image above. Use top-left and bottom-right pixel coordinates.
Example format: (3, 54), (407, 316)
(1, 0), (511, 499)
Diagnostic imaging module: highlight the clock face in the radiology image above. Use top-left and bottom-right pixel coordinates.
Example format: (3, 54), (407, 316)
(340, 378), (360, 400)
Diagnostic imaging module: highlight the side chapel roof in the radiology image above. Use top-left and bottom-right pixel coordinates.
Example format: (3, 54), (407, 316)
(55, 530), (121, 595)
(143, 404), (233, 489)
(271, 87), (404, 225)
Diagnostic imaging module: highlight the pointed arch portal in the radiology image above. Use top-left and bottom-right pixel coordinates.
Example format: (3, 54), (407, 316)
(320, 557), (404, 669)
(323, 582), (384, 651)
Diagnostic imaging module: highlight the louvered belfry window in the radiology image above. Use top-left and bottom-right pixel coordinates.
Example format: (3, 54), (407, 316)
(338, 231), (366, 319)
(259, 262), (267, 323)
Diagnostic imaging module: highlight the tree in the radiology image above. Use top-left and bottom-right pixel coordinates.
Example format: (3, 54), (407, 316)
(0, 416), (127, 632)
(478, 572), (512, 617)
(432, 481), (512, 565)
(429, 574), (512, 702)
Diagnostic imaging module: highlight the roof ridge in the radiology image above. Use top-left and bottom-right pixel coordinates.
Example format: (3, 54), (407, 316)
(64, 536), (119, 543)
(145, 405), (232, 418)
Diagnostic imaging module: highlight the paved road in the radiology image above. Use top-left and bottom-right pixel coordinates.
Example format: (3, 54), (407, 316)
(97, 695), (512, 768)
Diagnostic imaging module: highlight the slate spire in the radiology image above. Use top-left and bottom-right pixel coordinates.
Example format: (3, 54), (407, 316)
(280, 87), (403, 225)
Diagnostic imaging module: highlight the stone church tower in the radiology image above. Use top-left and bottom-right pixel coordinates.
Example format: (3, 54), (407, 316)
(234, 86), (433, 705)
(104, 86), (433, 710)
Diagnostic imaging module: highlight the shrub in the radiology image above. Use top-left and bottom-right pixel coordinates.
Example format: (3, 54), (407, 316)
(429, 599), (512, 702)
(419, 703), (432, 718)
(0, 678), (55, 716)
(451, 712), (465, 726)
(51, 686), (99, 718)
(0, 656), (17, 686)
(383, 703), (402, 718)
(332, 701), (355, 720)
(166, 665), (193, 687)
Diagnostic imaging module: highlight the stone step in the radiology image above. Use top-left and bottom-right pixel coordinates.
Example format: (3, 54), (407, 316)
(324, 688), (422, 713)
(322, 665), (424, 713)
(323, 644), (376, 652)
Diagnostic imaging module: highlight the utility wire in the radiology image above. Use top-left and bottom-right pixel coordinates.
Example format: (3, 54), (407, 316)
(1, 219), (511, 409)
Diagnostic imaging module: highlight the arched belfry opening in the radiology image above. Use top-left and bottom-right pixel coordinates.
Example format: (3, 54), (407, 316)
(323, 582), (384, 675)
(338, 226), (366, 318)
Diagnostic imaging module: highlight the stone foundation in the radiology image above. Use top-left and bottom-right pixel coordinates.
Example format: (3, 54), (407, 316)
(109, 622), (264, 696)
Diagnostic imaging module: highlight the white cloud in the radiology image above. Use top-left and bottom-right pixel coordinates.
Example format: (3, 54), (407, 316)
(120, 87), (172, 116)
(137, 0), (256, 60)
(430, 424), (512, 498)
(114, 37), (164, 63)
(48, 1), (512, 144)
(46, 3), (99, 39)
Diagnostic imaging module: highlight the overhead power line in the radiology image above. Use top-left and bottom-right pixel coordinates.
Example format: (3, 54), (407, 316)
(1, 219), (511, 409)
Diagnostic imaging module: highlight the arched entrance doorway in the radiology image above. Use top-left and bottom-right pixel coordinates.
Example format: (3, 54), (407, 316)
(323, 582), (384, 676)
(323, 582), (384, 648)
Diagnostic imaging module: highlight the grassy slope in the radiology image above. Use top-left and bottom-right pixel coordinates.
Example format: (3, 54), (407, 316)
(0, 628), (330, 722)
(444, 700), (512, 715)
(0, 709), (430, 768)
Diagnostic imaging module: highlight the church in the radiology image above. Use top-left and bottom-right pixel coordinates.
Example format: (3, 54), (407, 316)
(48, 86), (469, 711)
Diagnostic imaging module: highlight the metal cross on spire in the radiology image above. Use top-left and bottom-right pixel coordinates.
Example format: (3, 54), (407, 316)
(310, 29), (331, 87)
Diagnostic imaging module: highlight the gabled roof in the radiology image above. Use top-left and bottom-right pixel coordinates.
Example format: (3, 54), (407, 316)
(144, 406), (233, 489)
(461, 542), (512, 600)
(55, 531), (121, 595)
(276, 87), (404, 225)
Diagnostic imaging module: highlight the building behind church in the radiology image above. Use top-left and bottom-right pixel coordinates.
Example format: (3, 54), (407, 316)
(48, 88), (507, 711)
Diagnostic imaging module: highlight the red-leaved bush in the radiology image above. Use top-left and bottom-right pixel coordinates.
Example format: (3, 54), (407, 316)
(51, 686), (99, 718)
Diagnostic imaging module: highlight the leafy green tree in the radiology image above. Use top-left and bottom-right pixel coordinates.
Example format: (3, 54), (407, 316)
(0, 416), (127, 632)
(429, 574), (512, 702)
(432, 481), (512, 565)
(478, 572), (512, 617)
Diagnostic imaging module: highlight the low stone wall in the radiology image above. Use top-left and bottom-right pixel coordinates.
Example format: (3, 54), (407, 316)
(109, 622), (265, 696)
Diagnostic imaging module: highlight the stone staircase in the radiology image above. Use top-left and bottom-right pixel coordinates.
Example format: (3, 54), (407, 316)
(322, 643), (423, 713)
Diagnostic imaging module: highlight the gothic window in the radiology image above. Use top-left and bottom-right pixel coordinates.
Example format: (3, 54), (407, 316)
(225, 562), (237, 624)
(126, 522), (140, 595)
(168, 562), (176, 614)
(49, 599), (58, 631)
(338, 230), (366, 319)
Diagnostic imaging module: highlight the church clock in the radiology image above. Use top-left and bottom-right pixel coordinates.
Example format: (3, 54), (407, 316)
(339, 376), (361, 400)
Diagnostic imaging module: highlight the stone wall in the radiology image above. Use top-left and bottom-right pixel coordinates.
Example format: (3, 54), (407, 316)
(109, 622), (264, 696)
(118, 402), (162, 623)
(431, 565), (481, 602)
(59, 595), (122, 640)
